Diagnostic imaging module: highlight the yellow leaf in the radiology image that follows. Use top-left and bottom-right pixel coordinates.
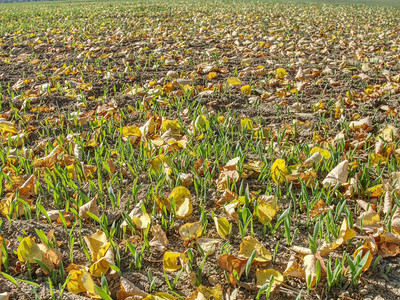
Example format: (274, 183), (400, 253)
(365, 184), (384, 198)
(227, 77), (242, 86)
(214, 217), (230, 239)
(132, 212), (151, 229)
(84, 231), (109, 261)
(271, 159), (288, 183)
(168, 186), (193, 219)
(241, 85), (251, 95)
(240, 118), (253, 130)
(81, 269), (101, 298)
(187, 285), (223, 300)
(256, 195), (278, 225)
(353, 244), (373, 271)
(17, 236), (42, 263)
(163, 252), (182, 272)
(310, 146), (331, 160)
(0, 194), (13, 217)
(256, 269), (283, 290)
(78, 82), (93, 91)
(66, 265), (86, 294)
(370, 153), (388, 166)
(276, 68), (287, 79)
(238, 236), (271, 263)
(207, 72), (218, 80)
(313, 100), (324, 111)
(179, 221), (203, 240)
(122, 126), (141, 138)
(0, 122), (18, 135)
(217, 116), (225, 124)
(378, 125), (400, 143)
(143, 292), (176, 300)
(162, 120), (181, 134)
(149, 154), (172, 172)
(331, 218), (356, 250)
(357, 211), (380, 227)
(89, 249), (113, 277)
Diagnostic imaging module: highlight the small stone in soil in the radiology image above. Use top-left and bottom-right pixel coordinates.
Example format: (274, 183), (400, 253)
(360, 288), (369, 295)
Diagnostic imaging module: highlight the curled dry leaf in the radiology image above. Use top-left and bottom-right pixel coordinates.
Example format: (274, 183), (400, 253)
(255, 195), (278, 225)
(196, 238), (220, 255)
(186, 284), (223, 300)
(286, 168), (317, 188)
(331, 218), (356, 250)
(353, 243), (373, 271)
(163, 251), (182, 272)
(116, 277), (148, 300)
(150, 225), (168, 252)
(271, 159), (288, 184)
(391, 207), (400, 235)
(0, 292), (9, 300)
(216, 189), (238, 206)
(284, 255), (305, 278)
(217, 254), (247, 286)
(349, 117), (372, 131)
(168, 186), (193, 219)
(79, 195), (100, 220)
(121, 201), (151, 230)
(322, 160), (349, 187)
(214, 217), (230, 240)
(179, 172), (193, 187)
(18, 174), (36, 198)
(379, 243), (400, 258)
(310, 200), (333, 218)
(216, 165), (240, 191)
(303, 152), (322, 167)
(303, 254), (317, 288)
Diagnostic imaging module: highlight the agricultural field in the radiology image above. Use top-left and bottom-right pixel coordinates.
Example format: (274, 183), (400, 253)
(0, 0), (400, 299)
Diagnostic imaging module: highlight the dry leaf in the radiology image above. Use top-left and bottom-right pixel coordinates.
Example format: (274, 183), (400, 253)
(322, 160), (349, 186)
(214, 217), (230, 240)
(271, 159), (288, 184)
(150, 225), (169, 252)
(256, 195), (278, 225)
(116, 277), (148, 299)
(217, 254), (247, 286)
(256, 269), (283, 291)
(163, 251), (182, 272)
(79, 196), (100, 220)
(168, 186), (193, 219)
(331, 218), (356, 250)
(238, 236), (271, 263)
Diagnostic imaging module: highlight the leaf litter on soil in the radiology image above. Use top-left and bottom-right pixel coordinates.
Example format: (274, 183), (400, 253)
(0, 0), (400, 299)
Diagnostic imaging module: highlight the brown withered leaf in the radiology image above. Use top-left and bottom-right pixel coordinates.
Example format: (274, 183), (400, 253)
(310, 200), (333, 218)
(217, 254), (247, 286)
